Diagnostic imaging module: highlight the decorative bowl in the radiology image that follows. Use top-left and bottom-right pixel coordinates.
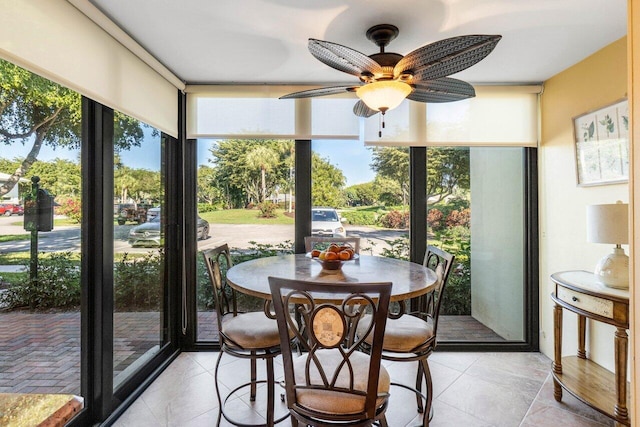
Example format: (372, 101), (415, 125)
(306, 252), (359, 273)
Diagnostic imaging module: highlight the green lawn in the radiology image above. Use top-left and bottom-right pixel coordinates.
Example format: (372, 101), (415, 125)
(200, 208), (294, 225)
(0, 234), (30, 243)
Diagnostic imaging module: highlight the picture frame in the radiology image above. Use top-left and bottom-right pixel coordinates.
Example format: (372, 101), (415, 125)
(573, 98), (629, 186)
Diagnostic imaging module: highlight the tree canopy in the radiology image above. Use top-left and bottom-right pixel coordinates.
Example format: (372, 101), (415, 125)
(370, 146), (470, 205)
(208, 139), (293, 208)
(0, 59), (147, 197)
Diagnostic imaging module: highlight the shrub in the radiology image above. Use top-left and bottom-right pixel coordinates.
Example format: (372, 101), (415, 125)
(114, 251), (164, 311)
(379, 210), (410, 229)
(440, 250), (471, 315)
(197, 202), (219, 213)
(379, 236), (410, 260)
(446, 208), (470, 228)
(427, 208), (444, 232)
(197, 241), (295, 312)
(340, 210), (377, 226)
(257, 202), (277, 218)
(56, 196), (82, 223)
(0, 252), (81, 310)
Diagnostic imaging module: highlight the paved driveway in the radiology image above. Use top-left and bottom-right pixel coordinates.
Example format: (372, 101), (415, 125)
(0, 216), (407, 256)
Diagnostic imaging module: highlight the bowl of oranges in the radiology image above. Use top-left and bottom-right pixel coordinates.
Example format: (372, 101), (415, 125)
(307, 243), (358, 273)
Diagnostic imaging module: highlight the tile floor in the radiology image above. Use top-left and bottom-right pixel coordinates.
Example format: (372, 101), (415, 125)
(113, 351), (615, 427)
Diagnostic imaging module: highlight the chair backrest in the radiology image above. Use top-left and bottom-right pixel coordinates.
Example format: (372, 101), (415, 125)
(201, 244), (235, 334)
(269, 277), (391, 425)
(304, 236), (361, 254)
(422, 245), (455, 338)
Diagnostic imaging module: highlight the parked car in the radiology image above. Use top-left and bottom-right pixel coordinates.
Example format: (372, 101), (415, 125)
(146, 207), (160, 221)
(128, 215), (209, 247)
(116, 203), (151, 225)
(311, 207), (346, 238)
(0, 203), (24, 216)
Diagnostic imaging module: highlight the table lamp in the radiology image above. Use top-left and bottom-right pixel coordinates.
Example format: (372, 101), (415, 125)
(586, 201), (629, 289)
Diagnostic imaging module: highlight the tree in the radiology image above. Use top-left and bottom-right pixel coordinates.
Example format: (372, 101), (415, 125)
(344, 182), (378, 206)
(426, 147), (470, 204)
(311, 153), (345, 207)
(370, 146), (470, 206)
(246, 145), (279, 203)
(0, 59), (146, 197)
(208, 139), (292, 208)
(370, 147), (410, 206)
(197, 165), (223, 206)
(29, 158), (81, 197)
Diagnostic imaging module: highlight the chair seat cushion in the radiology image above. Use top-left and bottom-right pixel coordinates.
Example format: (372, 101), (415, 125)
(358, 314), (434, 352)
(221, 312), (281, 349)
(293, 349), (390, 415)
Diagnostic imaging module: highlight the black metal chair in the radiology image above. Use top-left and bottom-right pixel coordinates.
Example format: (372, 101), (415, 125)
(357, 245), (455, 427)
(202, 244), (287, 427)
(304, 236), (361, 254)
(268, 276), (391, 427)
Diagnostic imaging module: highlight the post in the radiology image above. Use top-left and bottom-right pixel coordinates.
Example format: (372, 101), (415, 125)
(29, 176), (40, 281)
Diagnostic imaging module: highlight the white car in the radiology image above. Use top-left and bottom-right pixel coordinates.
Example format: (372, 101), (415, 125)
(311, 208), (346, 238)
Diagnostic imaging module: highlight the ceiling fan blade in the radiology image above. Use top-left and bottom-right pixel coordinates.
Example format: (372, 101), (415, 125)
(309, 39), (384, 78)
(394, 35), (501, 82)
(279, 85), (358, 99)
(353, 100), (379, 117)
(408, 78), (476, 103)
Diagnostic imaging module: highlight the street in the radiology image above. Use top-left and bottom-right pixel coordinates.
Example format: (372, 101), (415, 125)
(0, 215), (406, 255)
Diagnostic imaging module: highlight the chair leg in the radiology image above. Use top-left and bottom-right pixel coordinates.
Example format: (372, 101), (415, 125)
(250, 352), (257, 401)
(266, 357), (275, 427)
(420, 358), (433, 427)
(214, 351), (225, 427)
(415, 360), (424, 413)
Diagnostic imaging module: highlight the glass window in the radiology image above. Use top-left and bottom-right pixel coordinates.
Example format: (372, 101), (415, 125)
(431, 146), (525, 343)
(195, 138), (295, 342)
(112, 116), (166, 389)
(0, 59), (82, 397)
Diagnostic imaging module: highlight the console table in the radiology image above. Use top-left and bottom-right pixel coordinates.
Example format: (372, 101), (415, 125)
(550, 270), (630, 426)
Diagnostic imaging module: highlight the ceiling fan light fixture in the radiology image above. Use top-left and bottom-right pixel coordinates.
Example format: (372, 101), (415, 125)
(356, 81), (412, 113)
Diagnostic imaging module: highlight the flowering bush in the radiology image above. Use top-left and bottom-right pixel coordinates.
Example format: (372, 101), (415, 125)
(446, 208), (471, 228)
(380, 210), (410, 229)
(427, 208), (444, 231)
(56, 196), (82, 223)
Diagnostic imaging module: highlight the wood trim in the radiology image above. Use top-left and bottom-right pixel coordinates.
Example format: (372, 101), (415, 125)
(627, 0), (638, 425)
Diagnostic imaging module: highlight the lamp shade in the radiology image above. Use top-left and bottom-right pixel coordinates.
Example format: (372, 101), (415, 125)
(586, 202), (628, 244)
(356, 81), (412, 112)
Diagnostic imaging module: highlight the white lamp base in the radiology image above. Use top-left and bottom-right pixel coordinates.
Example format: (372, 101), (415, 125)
(594, 247), (629, 289)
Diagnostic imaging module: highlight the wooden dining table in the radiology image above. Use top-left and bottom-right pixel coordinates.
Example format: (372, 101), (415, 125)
(226, 253), (438, 303)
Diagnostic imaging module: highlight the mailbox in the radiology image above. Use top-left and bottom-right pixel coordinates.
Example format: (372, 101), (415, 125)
(24, 189), (54, 232)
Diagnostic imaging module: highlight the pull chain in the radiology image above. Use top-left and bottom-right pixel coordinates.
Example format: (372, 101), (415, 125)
(378, 109), (388, 138)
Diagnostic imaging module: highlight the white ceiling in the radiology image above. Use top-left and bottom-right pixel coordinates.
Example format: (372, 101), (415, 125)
(89, 0), (627, 86)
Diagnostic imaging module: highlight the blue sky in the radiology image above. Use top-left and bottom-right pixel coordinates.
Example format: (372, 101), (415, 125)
(198, 139), (374, 186)
(5, 137), (375, 186)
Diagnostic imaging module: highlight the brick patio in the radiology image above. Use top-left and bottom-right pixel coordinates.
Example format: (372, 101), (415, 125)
(0, 311), (503, 395)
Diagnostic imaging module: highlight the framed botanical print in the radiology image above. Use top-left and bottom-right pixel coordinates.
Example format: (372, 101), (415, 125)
(573, 98), (629, 186)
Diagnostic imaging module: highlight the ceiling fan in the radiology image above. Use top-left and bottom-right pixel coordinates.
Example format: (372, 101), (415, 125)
(281, 24), (501, 128)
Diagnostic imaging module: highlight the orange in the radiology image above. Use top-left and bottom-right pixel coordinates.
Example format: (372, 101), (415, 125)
(311, 249), (321, 258)
(328, 244), (341, 253)
(325, 251), (339, 260)
(338, 250), (351, 261)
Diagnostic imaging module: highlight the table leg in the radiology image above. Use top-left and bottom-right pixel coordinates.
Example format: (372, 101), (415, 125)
(552, 302), (563, 402)
(577, 315), (586, 359)
(614, 327), (628, 423)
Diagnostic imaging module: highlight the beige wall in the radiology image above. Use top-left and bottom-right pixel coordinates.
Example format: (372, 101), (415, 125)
(539, 37), (628, 370)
